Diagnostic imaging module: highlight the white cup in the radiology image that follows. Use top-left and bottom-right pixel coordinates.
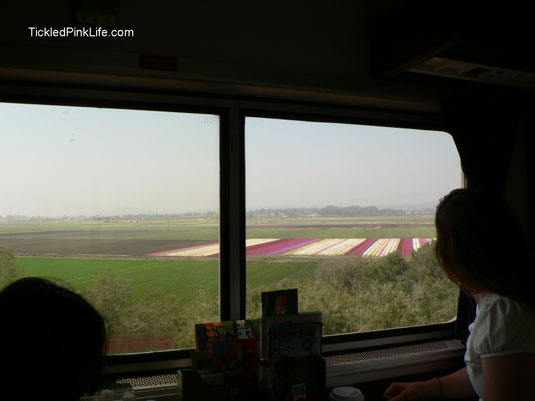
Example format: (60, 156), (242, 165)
(100, 389), (114, 401)
(329, 386), (365, 401)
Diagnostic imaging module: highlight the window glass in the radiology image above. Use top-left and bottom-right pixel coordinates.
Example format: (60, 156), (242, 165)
(244, 117), (460, 334)
(0, 103), (219, 353)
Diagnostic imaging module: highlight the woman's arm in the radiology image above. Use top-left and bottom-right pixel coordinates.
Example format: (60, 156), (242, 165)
(482, 353), (535, 401)
(439, 367), (477, 399)
(383, 367), (477, 400)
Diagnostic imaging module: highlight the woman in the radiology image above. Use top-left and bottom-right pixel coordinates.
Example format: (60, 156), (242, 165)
(384, 188), (535, 401)
(0, 277), (107, 401)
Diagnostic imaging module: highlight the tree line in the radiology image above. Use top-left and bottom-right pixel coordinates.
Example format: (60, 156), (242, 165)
(246, 204), (414, 218)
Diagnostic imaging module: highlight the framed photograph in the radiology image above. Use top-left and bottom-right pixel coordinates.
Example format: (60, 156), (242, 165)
(261, 289), (298, 317)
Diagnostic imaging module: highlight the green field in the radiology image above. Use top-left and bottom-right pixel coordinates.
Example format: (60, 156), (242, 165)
(246, 226), (435, 238)
(17, 256), (314, 304)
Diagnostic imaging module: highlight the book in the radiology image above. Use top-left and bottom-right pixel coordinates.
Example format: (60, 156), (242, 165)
(260, 311), (322, 359)
(258, 311), (322, 389)
(268, 323), (321, 360)
(194, 319), (260, 384)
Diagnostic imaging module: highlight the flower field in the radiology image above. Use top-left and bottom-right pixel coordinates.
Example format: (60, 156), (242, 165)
(149, 237), (434, 257)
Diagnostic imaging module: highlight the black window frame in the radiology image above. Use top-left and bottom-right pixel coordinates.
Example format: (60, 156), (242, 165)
(0, 82), (459, 371)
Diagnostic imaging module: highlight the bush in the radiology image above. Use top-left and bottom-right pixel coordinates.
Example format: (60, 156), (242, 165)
(0, 247), (21, 289)
(80, 269), (191, 349)
(252, 245), (457, 335)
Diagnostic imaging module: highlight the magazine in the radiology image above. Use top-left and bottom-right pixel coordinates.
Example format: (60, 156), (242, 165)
(260, 311), (322, 358)
(195, 319), (260, 383)
(259, 311), (322, 388)
(268, 323), (321, 360)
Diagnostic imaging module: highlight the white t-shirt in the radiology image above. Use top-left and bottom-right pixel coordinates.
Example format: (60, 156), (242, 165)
(464, 293), (535, 399)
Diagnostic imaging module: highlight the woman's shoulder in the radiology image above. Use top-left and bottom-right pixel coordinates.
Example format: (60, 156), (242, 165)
(480, 293), (531, 315)
(478, 293), (533, 326)
(472, 293), (535, 358)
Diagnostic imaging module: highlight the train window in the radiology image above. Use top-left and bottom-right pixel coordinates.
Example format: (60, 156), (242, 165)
(244, 117), (461, 334)
(0, 102), (220, 353)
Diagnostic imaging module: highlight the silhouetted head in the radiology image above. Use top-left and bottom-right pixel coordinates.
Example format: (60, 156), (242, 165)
(434, 188), (531, 305)
(0, 277), (107, 401)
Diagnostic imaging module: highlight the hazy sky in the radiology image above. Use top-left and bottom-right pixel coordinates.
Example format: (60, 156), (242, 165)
(1, 102), (461, 216)
(246, 117), (461, 209)
(0, 103), (219, 216)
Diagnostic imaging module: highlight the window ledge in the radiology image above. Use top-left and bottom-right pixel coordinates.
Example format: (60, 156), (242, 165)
(326, 339), (465, 387)
(82, 340), (465, 400)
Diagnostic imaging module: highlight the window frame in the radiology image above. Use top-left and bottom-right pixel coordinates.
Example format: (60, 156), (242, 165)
(0, 81), (459, 371)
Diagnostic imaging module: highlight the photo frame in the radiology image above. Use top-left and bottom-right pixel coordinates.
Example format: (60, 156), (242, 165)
(261, 289), (298, 317)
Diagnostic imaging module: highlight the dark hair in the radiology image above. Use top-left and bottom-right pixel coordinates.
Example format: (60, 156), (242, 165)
(0, 277), (107, 401)
(434, 188), (532, 306)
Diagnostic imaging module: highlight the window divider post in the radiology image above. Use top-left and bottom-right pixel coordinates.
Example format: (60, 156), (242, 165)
(219, 108), (246, 321)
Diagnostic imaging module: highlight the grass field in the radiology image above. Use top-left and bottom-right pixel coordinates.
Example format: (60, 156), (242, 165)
(17, 256), (314, 304)
(246, 226), (434, 238)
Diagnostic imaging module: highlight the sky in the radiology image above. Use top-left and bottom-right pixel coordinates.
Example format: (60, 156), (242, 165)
(246, 117), (462, 209)
(0, 102), (461, 217)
